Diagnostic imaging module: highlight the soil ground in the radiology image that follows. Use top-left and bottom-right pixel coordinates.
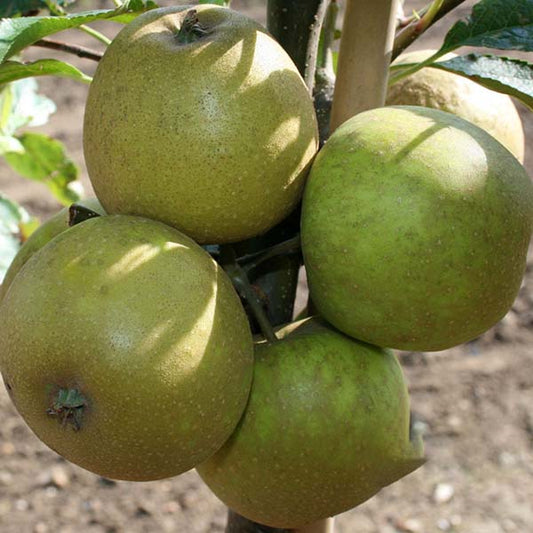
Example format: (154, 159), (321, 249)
(0, 1), (532, 532)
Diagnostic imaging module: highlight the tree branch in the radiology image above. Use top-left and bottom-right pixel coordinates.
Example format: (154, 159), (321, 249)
(33, 39), (103, 62)
(295, 519), (335, 533)
(314, 0), (339, 144)
(225, 510), (288, 532)
(330, 0), (399, 131)
(392, 0), (467, 60)
(303, 0), (331, 94)
(267, 0), (324, 76)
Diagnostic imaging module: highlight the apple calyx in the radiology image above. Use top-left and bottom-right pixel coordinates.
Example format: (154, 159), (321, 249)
(176, 10), (210, 44)
(68, 204), (101, 227)
(46, 387), (88, 431)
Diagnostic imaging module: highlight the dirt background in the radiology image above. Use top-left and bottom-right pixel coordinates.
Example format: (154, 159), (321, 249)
(0, 1), (532, 532)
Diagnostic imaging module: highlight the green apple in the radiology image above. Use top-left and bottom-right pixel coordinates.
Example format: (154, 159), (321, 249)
(387, 49), (525, 162)
(0, 215), (253, 481)
(83, 5), (318, 244)
(0, 198), (105, 302)
(197, 317), (424, 528)
(301, 106), (533, 352)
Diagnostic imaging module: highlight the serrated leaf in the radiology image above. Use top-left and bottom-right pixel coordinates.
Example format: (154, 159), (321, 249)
(0, 1), (43, 18)
(441, 0), (533, 53)
(4, 132), (83, 205)
(0, 78), (55, 135)
(111, 1), (159, 24)
(0, 0), (159, 62)
(0, 59), (91, 85)
(0, 193), (39, 283)
(1, 1), (78, 18)
(431, 53), (533, 109)
(198, 0), (231, 5)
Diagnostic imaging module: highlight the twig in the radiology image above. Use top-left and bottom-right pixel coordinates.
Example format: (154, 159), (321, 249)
(393, 0), (443, 57)
(303, 0), (331, 94)
(396, 0), (407, 27)
(392, 0), (467, 59)
(33, 39), (103, 62)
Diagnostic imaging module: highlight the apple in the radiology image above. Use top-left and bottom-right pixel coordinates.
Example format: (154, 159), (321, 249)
(387, 49), (525, 162)
(301, 106), (533, 351)
(83, 4), (318, 244)
(0, 197), (105, 302)
(0, 215), (254, 481)
(197, 317), (424, 528)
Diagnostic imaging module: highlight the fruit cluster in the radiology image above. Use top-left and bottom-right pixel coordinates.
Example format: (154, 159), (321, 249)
(1, 5), (532, 529)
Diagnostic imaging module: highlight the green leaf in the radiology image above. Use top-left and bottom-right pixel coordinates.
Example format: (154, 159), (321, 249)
(0, 1), (77, 18)
(4, 132), (84, 205)
(0, 59), (91, 85)
(198, 0), (231, 5)
(111, 1), (159, 24)
(389, 1), (533, 87)
(0, 78), (56, 136)
(431, 53), (533, 110)
(0, 1), (43, 18)
(0, 193), (39, 283)
(0, 0), (158, 62)
(441, 0), (533, 53)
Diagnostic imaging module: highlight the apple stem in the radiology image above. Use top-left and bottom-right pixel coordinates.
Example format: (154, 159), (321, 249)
(229, 263), (279, 344)
(220, 246), (279, 344)
(237, 235), (302, 273)
(46, 387), (88, 431)
(176, 10), (210, 44)
(329, 0), (399, 132)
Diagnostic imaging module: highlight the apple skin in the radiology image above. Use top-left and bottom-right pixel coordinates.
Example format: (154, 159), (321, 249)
(197, 318), (424, 529)
(83, 5), (318, 244)
(387, 49), (525, 162)
(0, 198), (105, 302)
(0, 215), (254, 481)
(301, 106), (533, 352)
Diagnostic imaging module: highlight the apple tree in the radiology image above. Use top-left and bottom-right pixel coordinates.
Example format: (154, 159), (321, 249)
(0, 1), (532, 532)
